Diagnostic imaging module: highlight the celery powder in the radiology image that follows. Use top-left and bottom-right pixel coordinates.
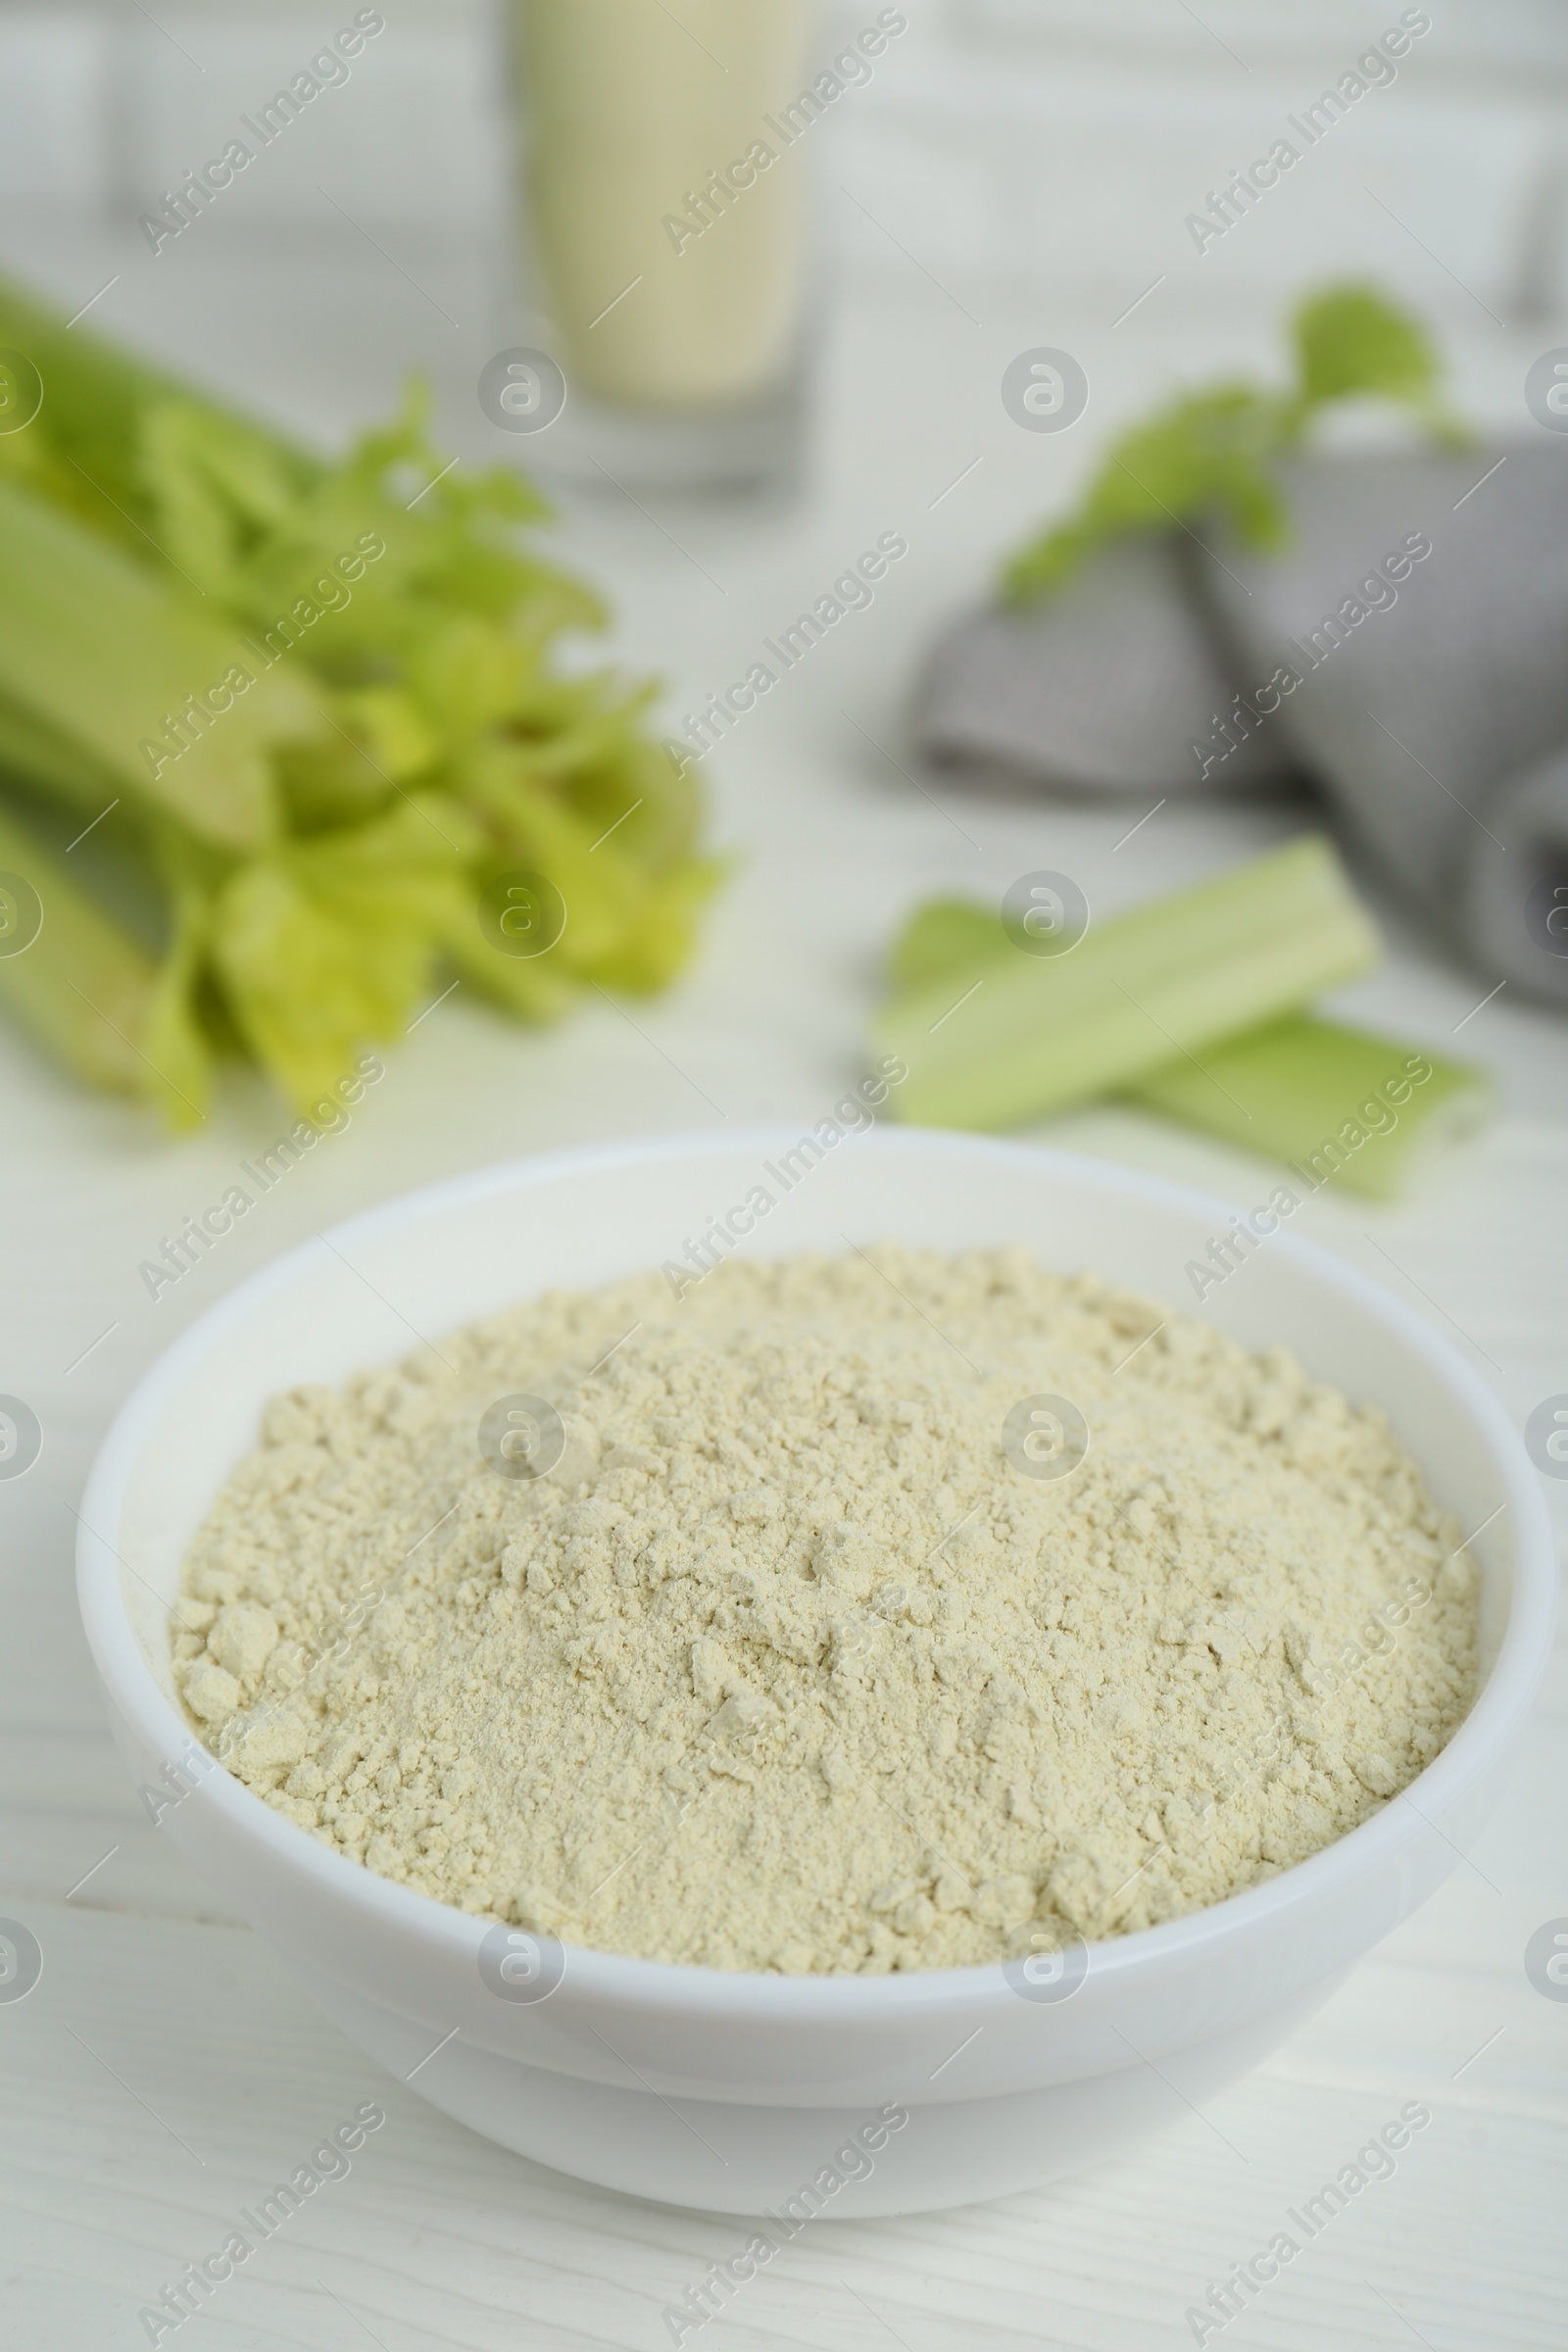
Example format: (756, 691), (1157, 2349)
(172, 1250), (1480, 1972)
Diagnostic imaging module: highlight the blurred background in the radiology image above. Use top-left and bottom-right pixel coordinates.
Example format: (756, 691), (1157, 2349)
(4, 0), (1565, 1343)
(6, 1), (1568, 362)
(3, 5), (1567, 2344)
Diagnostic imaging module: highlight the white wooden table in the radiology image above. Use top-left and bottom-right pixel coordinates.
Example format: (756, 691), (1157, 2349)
(3, 191), (1567, 2348)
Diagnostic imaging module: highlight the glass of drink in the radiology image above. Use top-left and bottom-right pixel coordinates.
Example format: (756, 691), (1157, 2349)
(500, 0), (814, 493)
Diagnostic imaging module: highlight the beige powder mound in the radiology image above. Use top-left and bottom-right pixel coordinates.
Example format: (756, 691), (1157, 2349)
(172, 1248), (1480, 1973)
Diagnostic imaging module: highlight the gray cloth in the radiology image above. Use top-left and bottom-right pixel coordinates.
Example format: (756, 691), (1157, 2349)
(918, 447), (1568, 1004)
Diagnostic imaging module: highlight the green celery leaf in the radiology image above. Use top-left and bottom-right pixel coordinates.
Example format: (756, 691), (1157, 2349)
(1003, 282), (1462, 605)
(1003, 386), (1290, 603)
(1287, 283), (1451, 426)
(211, 797), (476, 1106)
(585, 856), (726, 994)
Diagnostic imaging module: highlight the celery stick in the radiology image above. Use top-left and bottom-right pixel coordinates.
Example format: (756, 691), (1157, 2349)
(0, 269), (210, 522)
(0, 688), (126, 816)
(0, 477), (321, 850)
(136, 885), (213, 1131)
(887, 896), (1004, 995)
(1124, 1012), (1491, 1200)
(881, 886), (1485, 1197)
(0, 800), (157, 1094)
(874, 837), (1380, 1131)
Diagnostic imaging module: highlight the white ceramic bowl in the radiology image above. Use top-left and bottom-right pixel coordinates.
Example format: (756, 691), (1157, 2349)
(77, 1130), (1555, 2217)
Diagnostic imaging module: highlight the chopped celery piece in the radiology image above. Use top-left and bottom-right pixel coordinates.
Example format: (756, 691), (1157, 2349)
(0, 476), (321, 848)
(874, 837), (1381, 1131)
(1125, 1012), (1491, 1200)
(880, 866), (1487, 1197)
(887, 895), (1006, 994)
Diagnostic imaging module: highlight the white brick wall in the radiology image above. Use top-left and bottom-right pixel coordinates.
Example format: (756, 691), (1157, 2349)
(0, 0), (1564, 319)
(0, 3), (510, 227)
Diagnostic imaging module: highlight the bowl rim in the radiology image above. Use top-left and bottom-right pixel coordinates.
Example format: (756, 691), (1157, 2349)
(76, 1125), (1558, 2021)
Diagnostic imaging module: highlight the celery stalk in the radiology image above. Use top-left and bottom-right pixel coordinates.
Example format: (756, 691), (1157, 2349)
(0, 800), (157, 1094)
(0, 477), (321, 850)
(0, 687), (126, 814)
(0, 270), (202, 525)
(0, 270), (718, 1123)
(137, 885), (214, 1130)
(874, 837), (1381, 1131)
(887, 896), (1004, 995)
(1124, 1012), (1491, 1200)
